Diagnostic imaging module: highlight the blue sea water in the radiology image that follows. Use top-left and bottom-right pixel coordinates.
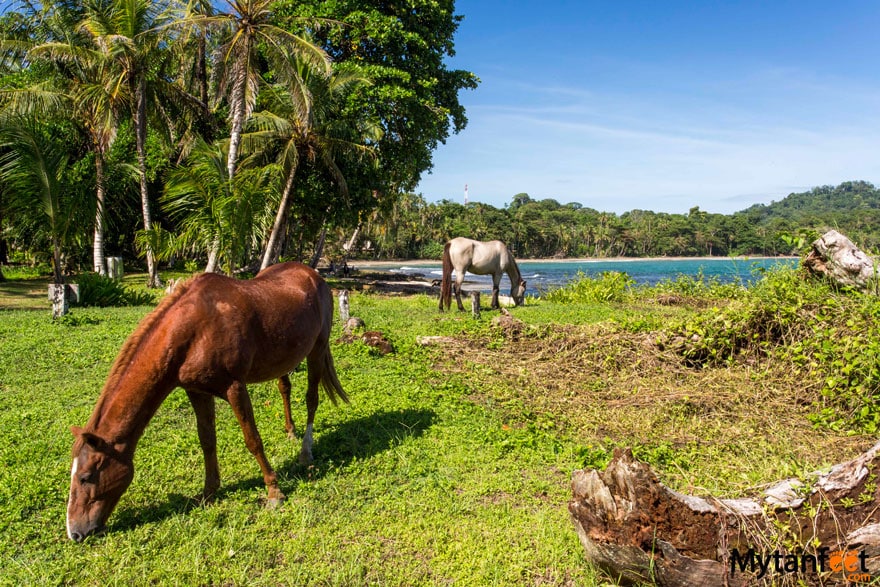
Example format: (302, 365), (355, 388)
(361, 257), (799, 294)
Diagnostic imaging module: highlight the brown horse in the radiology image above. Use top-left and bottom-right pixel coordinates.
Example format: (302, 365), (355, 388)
(66, 262), (347, 542)
(438, 237), (526, 311)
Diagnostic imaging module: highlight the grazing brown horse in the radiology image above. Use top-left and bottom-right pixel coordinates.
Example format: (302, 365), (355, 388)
(66, 262), (347, 542)
(439, 237), (526, 311)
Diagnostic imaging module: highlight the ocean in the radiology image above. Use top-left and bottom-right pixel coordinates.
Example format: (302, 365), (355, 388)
(360, 257), (799, 294)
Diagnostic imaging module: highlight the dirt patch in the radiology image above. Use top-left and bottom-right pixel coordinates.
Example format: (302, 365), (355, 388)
(427, 320), (873, 494)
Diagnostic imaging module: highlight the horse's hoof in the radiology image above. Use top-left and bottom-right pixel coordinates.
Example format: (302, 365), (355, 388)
(266, 492), (285, 509)
(197, 492), (216, 506)
(298, 451), (313, 466)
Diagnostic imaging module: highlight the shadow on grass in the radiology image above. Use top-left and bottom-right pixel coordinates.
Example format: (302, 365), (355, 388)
(110, 408), (436, 533)
(0, 276), (51, 310)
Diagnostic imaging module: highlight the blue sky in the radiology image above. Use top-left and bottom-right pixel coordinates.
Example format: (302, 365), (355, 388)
(414, 0), (880, 214)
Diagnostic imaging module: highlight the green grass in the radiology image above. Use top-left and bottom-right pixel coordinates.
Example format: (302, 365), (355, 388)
(1, 268), (876, 585)
(0, 291), (602, 586)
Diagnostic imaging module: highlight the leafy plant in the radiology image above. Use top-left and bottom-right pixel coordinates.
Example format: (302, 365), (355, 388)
(544, 271), (635, 304)
(74, 272), (156, 307)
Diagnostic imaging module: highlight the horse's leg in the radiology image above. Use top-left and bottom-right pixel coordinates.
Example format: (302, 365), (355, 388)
(299, 356), (322, 465)
(277, 375), (295, 439)
(225, 380), (285, 506)
(186, 390), (220, 502)
(454, 274), (466, 311)
(491, 273), (501, 309)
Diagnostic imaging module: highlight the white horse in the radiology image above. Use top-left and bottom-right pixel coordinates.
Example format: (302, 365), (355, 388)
(439, 237), (526, 311)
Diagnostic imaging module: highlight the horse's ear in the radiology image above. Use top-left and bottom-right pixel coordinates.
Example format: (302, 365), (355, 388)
(72, 428), (104, 450)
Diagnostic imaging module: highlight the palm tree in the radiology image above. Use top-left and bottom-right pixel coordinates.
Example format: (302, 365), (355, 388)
(243, 62), (379, 270)
(0, 117), (79, 284)
(180, 0), (330, 271)
(77, 0), (176, 287)
(26, 32), (127, 276)
(159, 137), (274, 274)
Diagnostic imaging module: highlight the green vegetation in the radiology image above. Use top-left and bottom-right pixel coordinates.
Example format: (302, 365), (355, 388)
(359, 180), (880, 260)
(0, 0), (475, 280)
(1, 265), (876, 585)
(0, 0), (876, 280)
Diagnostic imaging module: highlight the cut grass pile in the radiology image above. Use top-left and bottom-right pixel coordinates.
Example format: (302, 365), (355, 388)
(0, 266), (876, 585)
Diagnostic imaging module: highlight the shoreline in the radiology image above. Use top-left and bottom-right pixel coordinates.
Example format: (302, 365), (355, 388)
(346, 255), (797, 268)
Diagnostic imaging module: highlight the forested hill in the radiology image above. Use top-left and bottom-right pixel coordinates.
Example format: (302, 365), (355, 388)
(354, 181), (880, 260)
(738, 180), (880, 222)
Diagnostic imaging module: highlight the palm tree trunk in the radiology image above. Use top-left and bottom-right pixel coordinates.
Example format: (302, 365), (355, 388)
(197, 36), (208, 110)
(93, 153), (106, 275)
(205, 239), (220, 273)
(226, 40), (251, 180)
(343, 224), (360, 255)
(260, 169), (296, 271)
(309, 226), (327, 269)
(134, 75), (160, 287)
(52, 236), (63, 285)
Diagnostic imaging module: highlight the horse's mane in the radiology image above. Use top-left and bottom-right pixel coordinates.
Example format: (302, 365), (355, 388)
(91, 278), (196, 418)
(506, 247), (522, 281)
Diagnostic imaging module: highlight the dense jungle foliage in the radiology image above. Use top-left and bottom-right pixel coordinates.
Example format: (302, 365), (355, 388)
(0, 0), (476, 283)
(356, 180), (880, 260)
(0, 0), (875, 282)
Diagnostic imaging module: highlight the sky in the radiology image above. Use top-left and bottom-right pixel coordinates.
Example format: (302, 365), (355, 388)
(414, 0), (880, 215)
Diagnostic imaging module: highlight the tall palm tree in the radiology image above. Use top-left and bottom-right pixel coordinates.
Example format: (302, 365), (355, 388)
(77, 0), (175, 287)
(26, 34), (127, 276)
(180, 0), (330, 271)
(200, 0), (330, 179)
(243, 62), (380, 270)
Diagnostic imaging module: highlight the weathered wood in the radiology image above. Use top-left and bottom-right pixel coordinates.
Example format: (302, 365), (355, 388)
(338, 290), (350, 323)
(471, 291), (481, 319)
(803, 230), (878, 292)
(570, 441), (880, 585)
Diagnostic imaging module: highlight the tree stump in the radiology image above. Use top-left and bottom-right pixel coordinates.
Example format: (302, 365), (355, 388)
(569, 442), (880, 585)
(471, 291), (481, 319)
(48, 284), (79, 318)
(803, 230), (878, 292)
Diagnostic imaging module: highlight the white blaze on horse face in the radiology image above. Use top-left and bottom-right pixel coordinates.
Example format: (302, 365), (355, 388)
(66, 457), (79, 540)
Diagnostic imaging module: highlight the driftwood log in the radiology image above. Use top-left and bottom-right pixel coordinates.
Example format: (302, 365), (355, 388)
(569, 441), (880, 585)
(803, 230), (878, 292)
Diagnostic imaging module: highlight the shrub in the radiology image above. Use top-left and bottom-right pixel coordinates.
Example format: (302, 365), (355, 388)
(656, 265), (880, 433)
(543, 271), (635, 304)
(74, 272), (156, 307)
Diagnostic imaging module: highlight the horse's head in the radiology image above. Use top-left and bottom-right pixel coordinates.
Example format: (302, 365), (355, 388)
(66, 427), (134, 542)
(512, 279), (527, 306)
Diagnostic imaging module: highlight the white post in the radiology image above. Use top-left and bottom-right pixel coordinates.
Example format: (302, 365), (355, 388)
(338, 290), (350, 323)
(48, 284), (78, 318)
(106, 257), (124, 280)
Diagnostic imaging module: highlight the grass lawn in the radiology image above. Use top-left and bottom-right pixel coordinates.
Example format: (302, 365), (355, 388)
(0, 269), (874, 585)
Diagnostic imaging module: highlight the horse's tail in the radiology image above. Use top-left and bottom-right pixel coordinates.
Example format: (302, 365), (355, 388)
(316, 277), (348, 406)
(439, 241), (453, 311)
(319, 349), (349, 406)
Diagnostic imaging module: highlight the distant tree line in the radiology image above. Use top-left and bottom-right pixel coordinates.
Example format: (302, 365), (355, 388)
(351, 181), (880, 260)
